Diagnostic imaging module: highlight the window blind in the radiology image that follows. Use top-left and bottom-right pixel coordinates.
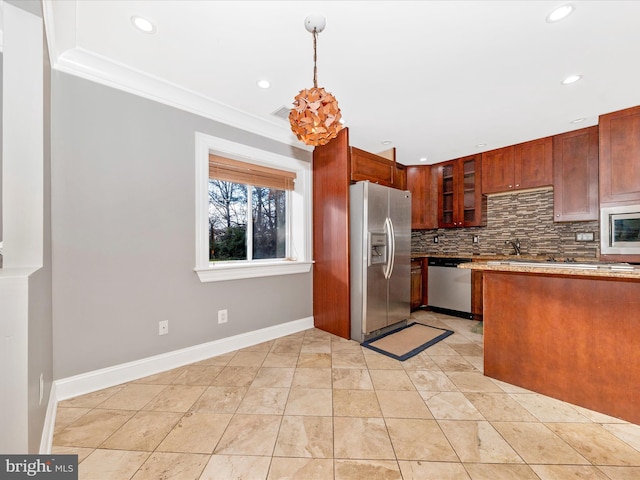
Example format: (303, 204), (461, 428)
(209, 154), (296, 190)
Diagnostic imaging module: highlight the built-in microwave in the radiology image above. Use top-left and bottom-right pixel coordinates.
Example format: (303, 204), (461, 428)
(600, 205), (640, 255)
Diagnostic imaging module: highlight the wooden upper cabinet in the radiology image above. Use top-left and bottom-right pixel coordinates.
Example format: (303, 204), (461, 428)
(406, 165), (437, 229)
(599, 105), (640, 205)
(395, 163), (407, 190)
(482, 137), (553, 194)
(515, 137), (553, 190)
(481, 146), (515, 194)
(350, 147), (395, 187)
(437, 154), (485, 228)
(553, 126), (599, 222)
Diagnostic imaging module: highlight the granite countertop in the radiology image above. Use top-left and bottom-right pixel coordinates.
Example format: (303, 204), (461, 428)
(410, 253), (596, 262)
(457, 260), (640, 280)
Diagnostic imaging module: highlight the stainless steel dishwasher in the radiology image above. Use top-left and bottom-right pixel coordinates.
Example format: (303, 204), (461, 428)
(427, 257), (472, 319)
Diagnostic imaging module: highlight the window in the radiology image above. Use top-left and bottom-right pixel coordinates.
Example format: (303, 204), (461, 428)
(208, 155), (294, 262)
(195, 133), (312, 282)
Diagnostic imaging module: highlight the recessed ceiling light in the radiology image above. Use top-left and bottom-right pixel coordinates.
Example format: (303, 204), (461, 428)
(381, 140), (392, 145)
(546, 4), (574, 23)
(419, 157), (428, 162)
(571, 117), (586, 124)
(562, 74), (582, 85)
(257, 79), (271, 89)
(476, 143), (487, 148)
(131, 16), (155, 34)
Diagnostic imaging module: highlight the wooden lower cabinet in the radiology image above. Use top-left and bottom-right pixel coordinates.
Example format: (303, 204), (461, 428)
(483, 271), (640, 424)
(411, 258), (427, 311)
(471, 270), (483, 320)
(411, 260), (423, 311)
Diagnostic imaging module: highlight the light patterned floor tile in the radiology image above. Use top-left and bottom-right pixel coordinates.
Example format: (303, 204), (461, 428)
(398, 461), (471, 480)
(333, 417), (395, 460)
(334, 459), (402, 480)
(156, 412), (231, 454)
(369, 369), (415, 390)
(463, 463), (540, 480)
(292, 367), (332, 388)
(53, 409), (135, 448)
(51, 320), (640, 480)
(375, 390), (433, 419)
(171, 365), (222, 386)
(267, 457), (334, 480)
(491, 421), (589, 465)
(130, 451), (209, 480)
(385, 418), (458, 461)
(142, 385), (207, 413)
(332, 368), (374, 390)
(285, 387), (332, 416)
(214, 414), (281, 456)
(274, 416), (333, 458)
(546, 423), (640, 466)
(420, 391), (484, 420)
(463, 392), (538, 422)
(97, 383), (166, 410)
(438, 420), (523, 463)
(529, 464), (610, 480)
(211, 366), (258, 387)
(78, 449), (149, 480)
(333, 389), (382, 417)
(100, 411), (182, 451)
(189, 385), (246, 413)
(199, 455), (271, 480)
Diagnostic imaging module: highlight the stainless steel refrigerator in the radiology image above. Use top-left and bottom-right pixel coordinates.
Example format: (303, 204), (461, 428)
(350, 181), (412, 343)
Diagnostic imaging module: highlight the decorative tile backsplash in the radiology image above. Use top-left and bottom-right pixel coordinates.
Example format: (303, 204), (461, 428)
(411, 188), (600, 259)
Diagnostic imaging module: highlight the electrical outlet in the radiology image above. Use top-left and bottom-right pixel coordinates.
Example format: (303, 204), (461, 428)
(433, 235), (439, 244)
(218, 309), (228, 324)
(575, 232), (595, 242)
(473, 235), (479, 244)
(159, 320), (169, 336)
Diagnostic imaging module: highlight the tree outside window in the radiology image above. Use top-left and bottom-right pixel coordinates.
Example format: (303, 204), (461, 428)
(209, 180), (287, 261)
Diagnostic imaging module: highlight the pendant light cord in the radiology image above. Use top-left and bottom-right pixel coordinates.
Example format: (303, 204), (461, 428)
(313, 28), (318, 88)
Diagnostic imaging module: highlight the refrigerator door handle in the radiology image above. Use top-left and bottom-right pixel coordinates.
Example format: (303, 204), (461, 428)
(384, 217), (395, 279)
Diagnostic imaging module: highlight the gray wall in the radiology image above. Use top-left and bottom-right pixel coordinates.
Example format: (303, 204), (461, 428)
(51, 72), (313, 379)
(28, 35), (53, 451)
(412, 188), (600, 259)
(1, 52), (3, 243)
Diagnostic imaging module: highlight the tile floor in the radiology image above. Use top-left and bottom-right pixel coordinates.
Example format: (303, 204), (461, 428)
(52, 311), (640, 479)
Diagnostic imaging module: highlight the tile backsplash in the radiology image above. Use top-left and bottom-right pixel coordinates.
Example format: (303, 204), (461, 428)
(411, 188), (600, 259)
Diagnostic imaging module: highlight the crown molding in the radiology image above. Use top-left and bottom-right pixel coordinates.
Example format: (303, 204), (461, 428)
(41, 0), (311, 151)
(53, 47), (310, 150)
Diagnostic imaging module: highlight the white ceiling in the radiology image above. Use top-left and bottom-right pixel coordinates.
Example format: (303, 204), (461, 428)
(43, 0), (640, 165)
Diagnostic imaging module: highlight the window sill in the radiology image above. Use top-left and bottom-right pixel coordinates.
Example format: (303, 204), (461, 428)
(195, 260), (313, 283)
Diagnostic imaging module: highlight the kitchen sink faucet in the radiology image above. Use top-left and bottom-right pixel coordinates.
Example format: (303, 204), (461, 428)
(505, 239), (521, 255)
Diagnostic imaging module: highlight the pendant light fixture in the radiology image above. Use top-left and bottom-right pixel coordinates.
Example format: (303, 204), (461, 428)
(289, 14), (343, 146)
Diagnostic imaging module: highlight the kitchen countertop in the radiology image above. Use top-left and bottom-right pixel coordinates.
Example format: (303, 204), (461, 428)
(457, 259), (640, 280)
(410, 253), (597, 262)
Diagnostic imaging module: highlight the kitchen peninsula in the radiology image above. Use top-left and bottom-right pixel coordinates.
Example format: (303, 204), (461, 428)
(460, 261), (640, 424)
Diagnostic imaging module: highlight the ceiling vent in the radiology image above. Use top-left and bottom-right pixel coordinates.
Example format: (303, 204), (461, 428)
(271, 106), (291, 122)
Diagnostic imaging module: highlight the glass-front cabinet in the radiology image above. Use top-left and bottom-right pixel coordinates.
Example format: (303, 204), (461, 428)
(437, 154), (485, 228)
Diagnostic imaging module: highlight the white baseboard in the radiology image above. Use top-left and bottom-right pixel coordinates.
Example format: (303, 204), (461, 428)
(39, 316), (315, 453)
(39, 382), (57, 454)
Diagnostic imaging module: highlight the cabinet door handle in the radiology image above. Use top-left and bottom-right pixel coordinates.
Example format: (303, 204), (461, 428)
(556, 213), (560, 217)
(509, 184), (513, 188)
(516, 184), (520, 187)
